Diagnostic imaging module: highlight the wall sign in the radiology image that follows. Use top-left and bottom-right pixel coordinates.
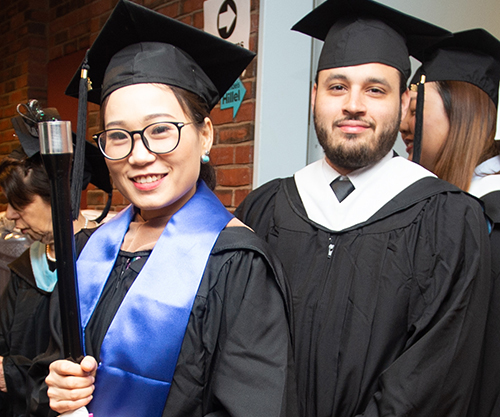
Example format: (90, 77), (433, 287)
(204, 0), (250, 48)
(204, 0), (250, 117)
(220, 78), (246, 118)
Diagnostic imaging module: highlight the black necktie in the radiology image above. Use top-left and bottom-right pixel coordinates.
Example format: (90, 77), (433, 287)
(330, 176), (355, 203)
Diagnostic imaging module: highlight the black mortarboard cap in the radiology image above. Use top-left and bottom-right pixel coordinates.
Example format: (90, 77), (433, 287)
(409, 29), (500, 165)
(292, 0), (451, 80)
(65, 0), (255, 109)
(11, 106), (60, 158)
(410, 29), (500, 107)
(10, 106), (112, 195)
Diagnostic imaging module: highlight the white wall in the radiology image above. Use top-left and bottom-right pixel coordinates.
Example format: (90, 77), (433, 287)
(383, 0), (500, 37)
(255, 0), (500, 186)
(253, 0), (314, 187)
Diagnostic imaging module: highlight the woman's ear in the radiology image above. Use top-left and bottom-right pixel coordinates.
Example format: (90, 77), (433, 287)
(200, 117), (214, 153)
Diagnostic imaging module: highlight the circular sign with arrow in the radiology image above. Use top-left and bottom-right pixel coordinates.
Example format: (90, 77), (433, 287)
(217, 0), (237, 39)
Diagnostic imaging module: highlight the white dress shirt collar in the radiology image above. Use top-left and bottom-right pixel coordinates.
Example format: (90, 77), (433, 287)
(294, 152), (435, 231)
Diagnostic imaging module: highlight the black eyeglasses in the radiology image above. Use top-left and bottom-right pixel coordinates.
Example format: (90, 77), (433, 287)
(93, 121), (194, 160)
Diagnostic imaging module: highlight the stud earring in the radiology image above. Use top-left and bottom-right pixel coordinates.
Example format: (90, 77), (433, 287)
(201, 150), (210, 164)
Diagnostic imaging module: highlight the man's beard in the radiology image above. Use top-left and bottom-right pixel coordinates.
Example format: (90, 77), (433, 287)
(314, 108), (401, 172)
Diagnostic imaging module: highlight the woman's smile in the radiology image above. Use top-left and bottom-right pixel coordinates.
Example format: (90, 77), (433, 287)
(131, 173), (167, 190)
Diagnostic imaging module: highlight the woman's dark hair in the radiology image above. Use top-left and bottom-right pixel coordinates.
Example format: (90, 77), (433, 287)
(168, 85), (216, 190)
(433, 80), (499, 191)
(0, 153), (51, 210)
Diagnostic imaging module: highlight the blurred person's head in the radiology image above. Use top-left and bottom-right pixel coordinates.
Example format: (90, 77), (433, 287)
(0, 153), (54, 243)
(1, 99), (112, 244)
(400, 80), (498, 190)
(401, 28), (500, 191)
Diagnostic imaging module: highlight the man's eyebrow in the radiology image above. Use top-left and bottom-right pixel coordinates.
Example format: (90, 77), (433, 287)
(321, 73), (392, 89)
(322, 73), (349, 84)
(365, 77), (391, 89)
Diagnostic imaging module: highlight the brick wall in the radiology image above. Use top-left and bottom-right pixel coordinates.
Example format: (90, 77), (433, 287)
(0, 0), (258, 213)
(0, 0), (50, 210)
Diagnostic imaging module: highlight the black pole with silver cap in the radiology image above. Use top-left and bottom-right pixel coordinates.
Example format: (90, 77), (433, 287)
(39, 120), (84, 361)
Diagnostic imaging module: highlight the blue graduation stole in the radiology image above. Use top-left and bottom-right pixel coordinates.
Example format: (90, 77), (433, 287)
(76, 182), (233, 417)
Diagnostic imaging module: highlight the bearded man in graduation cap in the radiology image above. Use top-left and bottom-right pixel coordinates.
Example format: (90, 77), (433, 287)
(236, 0), (492, 415)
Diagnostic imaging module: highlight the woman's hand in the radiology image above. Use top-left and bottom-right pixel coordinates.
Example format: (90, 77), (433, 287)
(46, 356), (97, 413)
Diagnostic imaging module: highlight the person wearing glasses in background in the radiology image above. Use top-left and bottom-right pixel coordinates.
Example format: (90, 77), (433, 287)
(0, 102), (112, 417)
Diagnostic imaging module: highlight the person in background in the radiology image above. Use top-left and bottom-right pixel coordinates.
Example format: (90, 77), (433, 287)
(0, 212), (32, 297)
(0, 102), (112, 417)
(399, 28), (500, 417)
(400, 29), (500, 192)
(236, 0), (491, 415)
(29, 2), (297, 417)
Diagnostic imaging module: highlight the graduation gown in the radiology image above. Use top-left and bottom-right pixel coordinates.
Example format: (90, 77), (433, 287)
(27, 226), (297, 417)
(466, 163), (500, 417)
(235, 173), (491, 417)
(0, 249), (52, 417)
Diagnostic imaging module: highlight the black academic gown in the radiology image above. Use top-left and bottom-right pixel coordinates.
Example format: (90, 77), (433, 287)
(467, 190), (500, 417)
(235, 176), (491, 417)
(0, 249), (52, 417)
(27, 226), (298, 417)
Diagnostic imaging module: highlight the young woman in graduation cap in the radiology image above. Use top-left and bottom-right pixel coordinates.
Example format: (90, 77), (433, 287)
(0, 101), (112, 417)
(399, 28), (500, 417)
(400, 29), (500, 193)
(29, 1), (296, 417)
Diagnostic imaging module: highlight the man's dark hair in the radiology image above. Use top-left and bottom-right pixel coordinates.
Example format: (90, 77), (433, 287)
(399, 71), (408, 95)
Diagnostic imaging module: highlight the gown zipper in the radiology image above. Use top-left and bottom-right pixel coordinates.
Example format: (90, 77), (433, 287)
(328, 236), (335, 259)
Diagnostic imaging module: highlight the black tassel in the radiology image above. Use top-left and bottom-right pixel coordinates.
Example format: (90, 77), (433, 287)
(412, 74), (426, 165)
(71, 50), (90, 220)
(94, 191), (113, 224)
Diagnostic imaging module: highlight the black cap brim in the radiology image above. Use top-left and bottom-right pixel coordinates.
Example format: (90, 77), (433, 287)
(11, 116), (41, 159)
(10, 114), (111, 193)
(410, 29), (500, 107)
(10, 107), (61, 158)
